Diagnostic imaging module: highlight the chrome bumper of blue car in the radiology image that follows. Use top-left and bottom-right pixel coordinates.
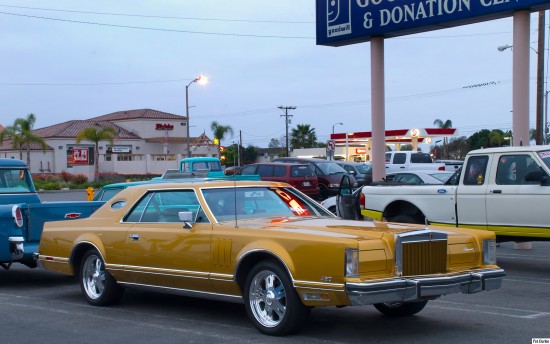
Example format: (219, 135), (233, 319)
(346, 268), (505, 306)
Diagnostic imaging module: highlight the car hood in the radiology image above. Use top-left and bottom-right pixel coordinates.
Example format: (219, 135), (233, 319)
(220, 217), (463, 241)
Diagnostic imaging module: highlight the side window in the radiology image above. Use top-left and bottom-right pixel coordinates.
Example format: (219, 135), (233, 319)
(273, 165), (287, 177)
(257, 165), (274, 177)
(125, 190), (206, 223)
(181, 162), (191, 172)
(464, 156), (489, 185)
(343, 165), (353, 173)
(393, 153), (406, 164)
(241, 165), (257, 175)
(496, 154), (539, 185)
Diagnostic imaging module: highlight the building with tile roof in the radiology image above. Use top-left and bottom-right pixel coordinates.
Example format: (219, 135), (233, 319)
(0, 109), (218, 179)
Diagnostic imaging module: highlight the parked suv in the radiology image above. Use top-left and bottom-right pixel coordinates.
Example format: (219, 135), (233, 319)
(240, 163), (319, 198)
(272, 157), (357, 200)
(335, 161), (372, 187)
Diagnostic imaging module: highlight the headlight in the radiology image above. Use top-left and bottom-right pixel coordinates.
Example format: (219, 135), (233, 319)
(345, 248), (359, 277)
(483, 239), (497, 265)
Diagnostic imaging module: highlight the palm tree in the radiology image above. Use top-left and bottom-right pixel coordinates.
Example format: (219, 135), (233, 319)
(489, 129), (505, 147)
(210, 121), (234, 158)
(290, 124), (317, 149)
(0, 114), (47, 166)
(433, 118), (453, 159)
(76, 126), (118, 180)
(15, 114), (47, 167)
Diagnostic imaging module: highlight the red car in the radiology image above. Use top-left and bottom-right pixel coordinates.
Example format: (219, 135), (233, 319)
(240, 163), (319, 198)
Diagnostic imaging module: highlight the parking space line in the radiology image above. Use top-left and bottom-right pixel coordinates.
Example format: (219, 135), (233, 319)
(432, 300), (550, 319)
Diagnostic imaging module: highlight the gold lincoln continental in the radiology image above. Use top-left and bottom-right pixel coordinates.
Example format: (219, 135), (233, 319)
(38, 180), (504, 336)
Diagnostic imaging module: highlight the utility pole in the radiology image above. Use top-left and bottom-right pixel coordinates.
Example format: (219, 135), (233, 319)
(536, 10), (546, 145)
(278, 106), (296, 157)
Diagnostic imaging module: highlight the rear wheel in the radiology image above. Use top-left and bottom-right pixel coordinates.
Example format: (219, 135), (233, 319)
(374, 300), (428, 316)
(318, 185), (329, 201)
(244, 260), (309, 336)
(79, 249), (124, 306)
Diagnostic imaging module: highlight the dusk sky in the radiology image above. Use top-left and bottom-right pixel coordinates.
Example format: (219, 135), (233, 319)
(0, 1), (545, 148)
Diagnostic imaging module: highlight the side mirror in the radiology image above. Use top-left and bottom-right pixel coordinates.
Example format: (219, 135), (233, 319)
(178, 211), (194, 229)
(525, 170), (542, 182)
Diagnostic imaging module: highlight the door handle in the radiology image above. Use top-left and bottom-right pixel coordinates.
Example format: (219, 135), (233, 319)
(491, 190), (502, 194)
(129, 233), (140, 241)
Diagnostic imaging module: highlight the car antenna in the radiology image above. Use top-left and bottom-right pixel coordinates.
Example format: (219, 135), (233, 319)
(233, 179), (239, 228)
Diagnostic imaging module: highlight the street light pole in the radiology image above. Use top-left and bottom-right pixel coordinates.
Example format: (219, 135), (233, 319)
(332, 122), (343, 134)
(185, 75), (207, 158)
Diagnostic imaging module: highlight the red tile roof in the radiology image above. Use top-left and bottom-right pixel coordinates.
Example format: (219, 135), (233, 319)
(33, 120), (140, 139)
(88, 109), (186, 121)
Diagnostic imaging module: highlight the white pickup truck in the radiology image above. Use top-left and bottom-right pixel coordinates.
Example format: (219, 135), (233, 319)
(337, 146), (550, 242)
(385, 151), (445, 172)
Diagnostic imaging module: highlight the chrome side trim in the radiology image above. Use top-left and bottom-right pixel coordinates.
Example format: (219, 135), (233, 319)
(346, 268), (505, 306)
(38, 255), (69, 264)
(123, 265), (210, 279)
(118, 282), (244, 304)
(293, 280), (345, 290)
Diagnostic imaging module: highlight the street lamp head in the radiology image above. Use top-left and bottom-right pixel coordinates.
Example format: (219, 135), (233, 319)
(497, 45), (513, 52)
(196, 75), (208, 85)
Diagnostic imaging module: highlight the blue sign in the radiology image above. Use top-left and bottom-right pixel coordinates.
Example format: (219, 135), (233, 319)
(316, 0), (550, 46)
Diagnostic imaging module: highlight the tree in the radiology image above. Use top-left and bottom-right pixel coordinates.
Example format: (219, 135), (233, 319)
(76, 125), (118, 180)
(242, 145), (259, 165)
(467, 129), (492, 150)
(433, 118), (453, 159)
(290, 124), (317, 150)
(0, 113), (47, 166)
(210, 121), (234, 158)
(268, 138), (281, 148)
(446, 136), (470, 159)
(489, 129), (506, 147)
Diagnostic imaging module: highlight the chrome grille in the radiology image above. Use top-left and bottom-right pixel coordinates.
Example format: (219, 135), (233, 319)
(395, 229), (448, 276)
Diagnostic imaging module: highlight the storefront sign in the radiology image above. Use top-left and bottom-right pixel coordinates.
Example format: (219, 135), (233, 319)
(156, 123), (174, 130)
(356, 148), (367, 154)
(67, 146), (94, 167)
(316, 0), (550, 46)
(112, 146), (130, 153)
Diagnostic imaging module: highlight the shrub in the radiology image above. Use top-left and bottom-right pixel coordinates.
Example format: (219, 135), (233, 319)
(72, 174), (88, 185)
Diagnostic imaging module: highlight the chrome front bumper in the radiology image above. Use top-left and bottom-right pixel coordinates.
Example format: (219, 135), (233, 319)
(346, 268), (505, 306)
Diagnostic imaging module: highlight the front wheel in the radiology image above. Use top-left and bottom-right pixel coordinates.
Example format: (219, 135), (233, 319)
(244, 260), (309, 336)
(374, 300), (428, 316)
(79, 249), (124, 306)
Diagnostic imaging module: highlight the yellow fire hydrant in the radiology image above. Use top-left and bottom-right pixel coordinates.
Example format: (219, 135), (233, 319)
(86, 187), (95, 201)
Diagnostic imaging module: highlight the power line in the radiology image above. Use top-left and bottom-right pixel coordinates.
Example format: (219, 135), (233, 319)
(0, 11), (313, 39)
(0, 4), (313, 24)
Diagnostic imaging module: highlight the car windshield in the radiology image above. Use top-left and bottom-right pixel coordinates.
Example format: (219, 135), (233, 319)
(428, 172), (454, 183)
(537, 150), (550, 170)
(290, 165), (314, 177)
(316, 162), (347, 175)
(202, 186), (332, 222)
